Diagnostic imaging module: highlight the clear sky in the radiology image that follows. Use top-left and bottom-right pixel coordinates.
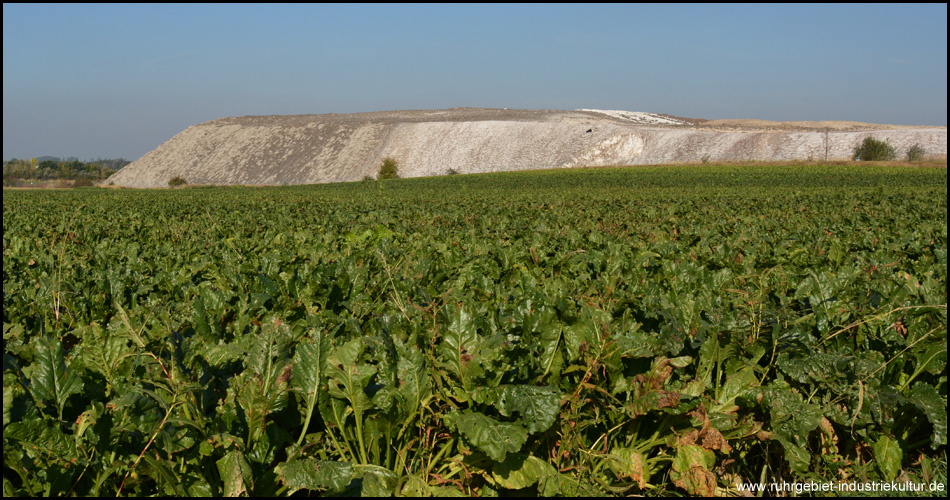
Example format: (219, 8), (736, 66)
(3, 3), (947, 161)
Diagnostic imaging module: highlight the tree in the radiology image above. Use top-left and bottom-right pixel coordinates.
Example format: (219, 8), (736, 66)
(378, 157), (399, 179)
(852, 137), (896, 161)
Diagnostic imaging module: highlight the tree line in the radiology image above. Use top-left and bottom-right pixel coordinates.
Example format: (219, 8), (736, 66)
(2, 157), (130, 186)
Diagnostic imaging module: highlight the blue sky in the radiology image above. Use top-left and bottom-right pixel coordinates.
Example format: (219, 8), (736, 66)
(3, 3), (947, 161)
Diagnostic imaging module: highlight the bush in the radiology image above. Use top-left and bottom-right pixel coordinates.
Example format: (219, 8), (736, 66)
(852, 137), (897, 161)
(378, 157), (399, 180)
(168, 176), (187, 187)
(906, 143), (926, 162)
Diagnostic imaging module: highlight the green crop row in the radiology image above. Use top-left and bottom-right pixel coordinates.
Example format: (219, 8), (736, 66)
(3, 165), (947, 496)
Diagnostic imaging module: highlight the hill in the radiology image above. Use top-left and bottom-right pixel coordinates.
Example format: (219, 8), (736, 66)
(108, 108), (947, 187)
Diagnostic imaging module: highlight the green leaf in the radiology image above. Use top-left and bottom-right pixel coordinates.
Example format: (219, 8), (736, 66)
(672, 443), (715, 472)
(777, 352), (842, 385)
(429, 485), (470, 497)
(395, 336), (431, 417)
(449, 411), (528, 462)
(763, 381), (822, 444)
(491, 453), (557, 490)
(438, 304), (482, 398)
(203, 343), (244, 367)
(235, 366), (291, 446)
(3, 417), (77, 460)
(183, 475), (214, 497)
(537, 322), (564, 380)
(326, 339), (376, 416)
(712, 366), (757, 414)
(775, 435), (812, 474)
(141, 454), (185, 496)
(872, 435), (903, 482)
(242, 318), (293, 377)
(909, 383), (947, 449)
(292, 332), (331, 447)
(72, 322), (133, 388)
(913, 342), (946, 376)
(3, 372), (18, 426)
(668, 355), (693, 368)
(193, 293), (213, 338)
(356, 464), (398, 497)
(537, 471), (605, 497)
(563, 315), (598, 361)
(277, 458), (353, 493)
(28, 336), (83, 420)
(494, 385), (560, 434)
(258, 273), (282, 299)
(216, 449), (254, 497)
(293, 335), (330, 399)
(399, 474), (430, 497)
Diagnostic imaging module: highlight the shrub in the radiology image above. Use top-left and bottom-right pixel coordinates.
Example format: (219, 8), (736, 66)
(906, 143), (926, 162)
(852, 137), (897, 161)
(378, 157), (399, 180)
(168, 176), (187, 187)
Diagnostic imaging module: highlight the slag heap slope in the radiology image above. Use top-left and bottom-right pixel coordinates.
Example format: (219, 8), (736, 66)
(109, 108), (947, 187)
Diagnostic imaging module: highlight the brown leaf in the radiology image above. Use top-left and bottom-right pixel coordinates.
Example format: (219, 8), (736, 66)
(628, 451), (647, 489)
(673, 466), (716, 497)
(819, 417), (838, 455)
(656, 391), (680, 409)
(701, 428), (733, 454)
(678, 429), (701, 447)
(650, 359), (674, 389)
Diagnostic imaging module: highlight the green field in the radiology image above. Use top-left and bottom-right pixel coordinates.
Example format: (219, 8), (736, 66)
(3, 164), (947, 496)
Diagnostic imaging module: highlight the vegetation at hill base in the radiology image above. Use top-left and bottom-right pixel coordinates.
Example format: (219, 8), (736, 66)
(852, 137), (898, 162)
(906, 143), (927, 162)
(2, 157), (128, 187)
(2, 164), (947, 496)
(378, 157), (400, 179)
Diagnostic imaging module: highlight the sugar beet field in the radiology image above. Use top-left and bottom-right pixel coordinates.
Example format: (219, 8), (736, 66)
(3, 165), (947, 496)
